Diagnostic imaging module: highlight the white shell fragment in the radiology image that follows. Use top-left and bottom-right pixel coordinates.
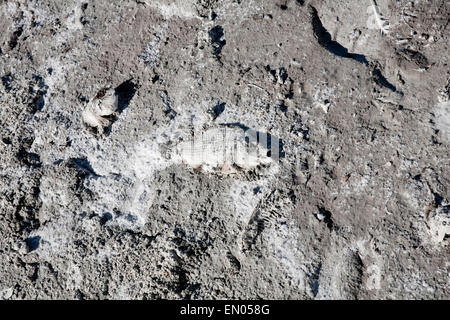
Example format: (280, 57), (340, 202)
(82, 88), (119, 133)
(316, 212), (326, 221)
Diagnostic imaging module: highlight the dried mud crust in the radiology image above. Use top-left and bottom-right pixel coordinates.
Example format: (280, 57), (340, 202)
(0, 0), (449, 299)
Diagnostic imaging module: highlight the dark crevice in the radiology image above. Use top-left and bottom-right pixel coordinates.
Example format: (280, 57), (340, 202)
(2, 73), (13, 91)
(310, 261), (322, 297)
(278, 3), (288, 10)
(28, 75), (48, 112)
(100, 212), (112, 225)
(433, 192), (444, 207)
(16, 147), (41, 168)
(318, 207), (334, 230)
(209, 102), (225, 120)
(102, 79), (137, 136)
(308, 5), (398, 92)
(29, 92), (46, 112)
(9, 26), (23, 50)
(209, 25), (226, 59)
(371, 66), (397, 92)
(396, 48), (430, 70)
(25, 235), (41, 252)
(2, 137), (12, 144)
(114, 79), (137, 113)
(309, 6), (364, 61)
(226, 251), (241, 272)
(32, 74), (48, 90)
(76, 289), (86, 300)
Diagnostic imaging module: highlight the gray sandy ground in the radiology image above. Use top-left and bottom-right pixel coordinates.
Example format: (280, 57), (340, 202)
(0, 0), (449, 299)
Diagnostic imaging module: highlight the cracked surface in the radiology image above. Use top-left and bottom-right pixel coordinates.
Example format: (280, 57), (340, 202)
(0, 0), (449, 299)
